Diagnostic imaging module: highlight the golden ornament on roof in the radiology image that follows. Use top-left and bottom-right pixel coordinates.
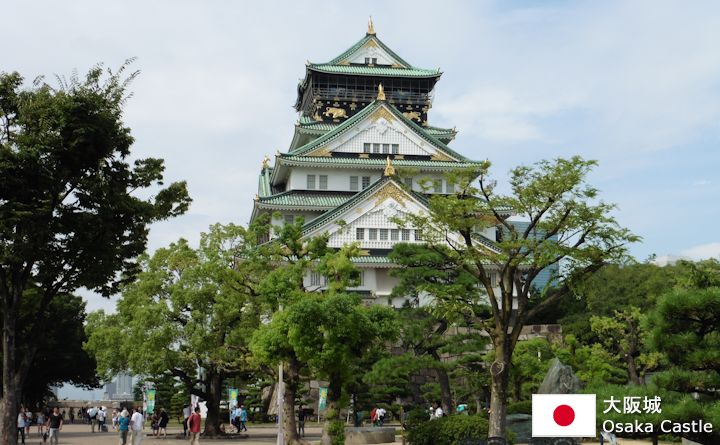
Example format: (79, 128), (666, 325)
(367, 16), (376, 35)
(384, 156), (396, 177)
(377, 83), (386, 101)
(261, 155), (271, 169)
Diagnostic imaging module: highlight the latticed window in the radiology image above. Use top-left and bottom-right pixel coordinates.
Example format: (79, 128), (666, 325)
(434, 180), (442, 193)
(363, 143), (371, 153)
(368, 228), (377, 240)
(392, 144), (399, 154)
(362, 176), (371, 189)
(382, 144), (390, 154)
(390, 229), (399, 241)
(379, 229), (389, 240)
(402, 229), (411, 241)
(404, 177), (413, 189)
(373, 143), (381, 153)
(310, 271), (324, 286)
(445, 180), (454, 194)
(307, 175), (316, 189)
(356, 228), (364, 240)
(284, 214), (294, 225)
(319, 175), (328, 190)
(414, 229), (423, 241)
(350, 176), (359, 191)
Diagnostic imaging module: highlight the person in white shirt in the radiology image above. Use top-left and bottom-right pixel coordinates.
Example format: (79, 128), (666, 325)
(130, 407), (144, 445)
(431, 402), (444, 419)
(376, 407), (386, 426)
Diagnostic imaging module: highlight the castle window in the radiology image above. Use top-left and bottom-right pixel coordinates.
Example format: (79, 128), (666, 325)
(362, 176), (371, 189)
(356, 228), (364, 240)
(357, 270), (365, 286)
(363, 143), (371, 153)
(307, 175), (316, 189)
(404, 177), (413, 189)
(379, 229), (389, 240)
(350, 176), (359, 191)
(402, 229), (411, 241)
(382, 144), (390, 154)
(310, 271), (324, 286)
(390, 229), (399, 241)
(373, 143), (381, 153)
(372, 57), (378, 64)
(368, 228), (377, 240)
(445, 180), (454, 194)
(365, 57), (370, 65)
(434, 180), (442, 194)
(414, 230), (423, 241)
(284, 214), (294, 225)
(319, 175), (328, 190)
(392, 144), (399, 154)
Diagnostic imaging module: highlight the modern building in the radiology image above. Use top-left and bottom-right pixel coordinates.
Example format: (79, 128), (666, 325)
(103, 372), (134, 400)
(251, 20), (514, 306)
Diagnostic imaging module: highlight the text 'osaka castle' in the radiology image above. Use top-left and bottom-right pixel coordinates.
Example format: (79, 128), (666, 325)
(250, 21), (490, 306)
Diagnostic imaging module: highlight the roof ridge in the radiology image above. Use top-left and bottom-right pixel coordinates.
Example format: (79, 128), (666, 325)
(290, 101), (469, 161)
(326, 34), (413, 68)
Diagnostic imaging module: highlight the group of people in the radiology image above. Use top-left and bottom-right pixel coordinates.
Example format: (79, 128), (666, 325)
(230, 404), (248, 433)
(16, 406), (63, 445)
(370, 406), (387, 426)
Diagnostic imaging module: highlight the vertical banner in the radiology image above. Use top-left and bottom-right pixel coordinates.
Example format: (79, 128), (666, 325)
(318, 387), (328, 411)
(229, 388), (238, 423)
(146, 389), (156, 414)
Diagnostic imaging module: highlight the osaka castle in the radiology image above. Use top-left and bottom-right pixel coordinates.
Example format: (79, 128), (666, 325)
(250, 20), (492, 306)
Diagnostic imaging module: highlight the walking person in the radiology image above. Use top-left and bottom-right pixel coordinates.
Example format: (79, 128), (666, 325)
(182, 404), (191, 437)
(46, 406), (63, 445)
(68, 409), (74, 425)
(17, 407), (27, 444)
(88, 406), (98, 433)
(24, 408), (32, 437)
(37, 411), (45, 438)
(150, 411), (159, 437)
(118, 409), (130, 445)
(239, 404), (248, 432)
(158, 409), (169, 438)
(297, 404), (305, 438)
(130, 407), (144, 445)
(188, 406), (202, 445)
(98, 407), (107, 433)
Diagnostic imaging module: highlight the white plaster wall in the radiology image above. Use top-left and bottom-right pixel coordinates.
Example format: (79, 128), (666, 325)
(346, 45), (398, 66)
(287, 167), (451, 194)
(327, 115), (437, 156)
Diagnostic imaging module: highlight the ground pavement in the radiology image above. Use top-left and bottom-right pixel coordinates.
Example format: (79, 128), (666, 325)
(19, 423), (675, 445)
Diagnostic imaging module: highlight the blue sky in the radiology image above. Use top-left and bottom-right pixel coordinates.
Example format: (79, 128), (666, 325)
(4, 0), (720, 323)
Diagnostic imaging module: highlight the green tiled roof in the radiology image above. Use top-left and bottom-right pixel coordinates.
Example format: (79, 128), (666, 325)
(278, 155), (484, 169)
(352, 256), (394, 265)
(289, 101), (469, 162)
(302, 176), (428, 235)
(297, 115), (456, 141)
(258, 167), (273, 197)
(327, 34), (413, 68)
(308, 64), (440, 78)
(258, 191), (355, 209)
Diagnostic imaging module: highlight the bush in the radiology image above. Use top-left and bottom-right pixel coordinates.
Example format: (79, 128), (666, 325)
(407, 415), (489, 445)
(506, 400), (532, 415)
(403, 407), (430, 431)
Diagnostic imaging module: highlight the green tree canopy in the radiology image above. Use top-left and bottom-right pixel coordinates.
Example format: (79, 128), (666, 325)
(0, 65), (189, 443)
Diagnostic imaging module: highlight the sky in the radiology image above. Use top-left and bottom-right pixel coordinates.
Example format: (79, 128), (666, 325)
(4, 0), (720, 397)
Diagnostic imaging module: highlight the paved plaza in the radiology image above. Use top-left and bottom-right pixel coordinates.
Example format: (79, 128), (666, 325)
(17, 423), (677, 445)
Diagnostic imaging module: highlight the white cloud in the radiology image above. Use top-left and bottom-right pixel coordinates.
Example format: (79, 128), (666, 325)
(681, 242), (720, 261)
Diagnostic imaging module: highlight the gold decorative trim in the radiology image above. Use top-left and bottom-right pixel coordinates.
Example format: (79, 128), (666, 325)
(431, 152), (454, 161)
(359, 153), (369, 158)
(394, 155), (405, 160)
(383, 156), (396, 177)
(307, 146), (332, 157)
(373, 182), (406, 208)
(358, 249), (371, 256)
(377, 83), (386, 101)
(370, 106), (395, 123)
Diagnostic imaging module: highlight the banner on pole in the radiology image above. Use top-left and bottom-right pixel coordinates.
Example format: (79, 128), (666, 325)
(318, 387), (328, 411)
(146, 389), (156, 414)
(229, 388), (238, 409)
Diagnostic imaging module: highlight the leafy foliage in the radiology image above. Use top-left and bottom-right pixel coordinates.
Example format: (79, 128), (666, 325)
(406, 415), (489, 445)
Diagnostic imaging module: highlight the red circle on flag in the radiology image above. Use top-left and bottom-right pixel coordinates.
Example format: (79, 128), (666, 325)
(553, 404), (575, 426)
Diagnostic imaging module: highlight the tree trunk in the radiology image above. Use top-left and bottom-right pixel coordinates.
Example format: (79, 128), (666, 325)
(434, 366), (453, 415)
(203, 372), (223, 437)
(626, 353), (642, 386)
(488, 340), (511, 439)
(474, 394), (483, 415)
(321, 377), (342, 445)
(282, 360), (301, 445)
(1, 293), (19, 445)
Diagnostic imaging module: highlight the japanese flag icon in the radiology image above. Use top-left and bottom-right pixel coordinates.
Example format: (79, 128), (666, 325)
(532, 394), (596, 437)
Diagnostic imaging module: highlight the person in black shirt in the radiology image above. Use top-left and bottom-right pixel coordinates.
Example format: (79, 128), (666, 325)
(47, 407), (63, 445)
(297, 404), (306, 438)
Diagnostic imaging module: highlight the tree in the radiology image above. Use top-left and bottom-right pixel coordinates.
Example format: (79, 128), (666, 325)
(590, 307), (661, 385)
(0, 66), (190, 443)
(3, 289), (99, 408)
(251, 221), (397, 445)
(649, 286), (720, 444)
(391, 157), (636, 437)
(86, 223), (266, 436)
